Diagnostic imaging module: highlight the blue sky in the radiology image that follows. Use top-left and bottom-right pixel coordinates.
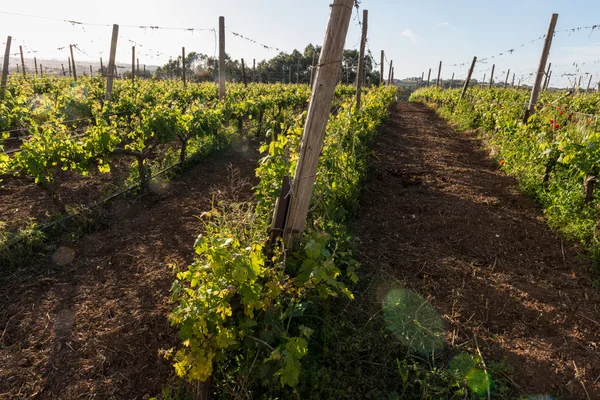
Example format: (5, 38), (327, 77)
(1, 0), (599, 87)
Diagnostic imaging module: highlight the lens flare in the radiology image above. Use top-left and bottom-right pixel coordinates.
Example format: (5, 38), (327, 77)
(383, 288), (444, 355)
(149, 177), (171, 195)
(466, 368), (490, 396)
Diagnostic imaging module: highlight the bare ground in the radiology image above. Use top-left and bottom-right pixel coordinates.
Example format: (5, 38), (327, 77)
(354, 101), (600, 399)
(0, 139), (258, 399)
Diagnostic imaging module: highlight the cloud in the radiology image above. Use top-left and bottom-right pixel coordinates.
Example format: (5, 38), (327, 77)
(434, 22), (459, 31)
(400, 29), (423, 42)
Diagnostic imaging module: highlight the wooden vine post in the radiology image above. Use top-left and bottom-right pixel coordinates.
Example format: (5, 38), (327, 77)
(282, 0), (354, 248)
(489, 64), (495, 88)
(480, 74), (486, 89)
(181, 47), (186, 87)
(504, 69), (510, 88)
(459, 56), (477, 102)
(61, 64), (66, 76)
(545, 71), (552, 90)
(426, 68), (431, 86)
(35, 57), (39, 76)
(420, 71), (424, 87)
(100, 57), (104, 77)
(436, 61), (442, 87)
(586, 75), (593, 92)
(450, 72), (454, 88)
(380, 50), (384, 85)
(219, 16), (226, 99)
(543, 62), (551, 90)
(131, 46), (136, 83)
(524, 13), (558, 123)
(19, 45), (25, 77)
(387, 60), (393, 85)
(137, 58), (140, 77)
(241, 58), (247, 86)
(1, 36), (11, 100)
(355, 9), (368, 110)
(105, 24), (119, 100)
(70, 45), (77, 81)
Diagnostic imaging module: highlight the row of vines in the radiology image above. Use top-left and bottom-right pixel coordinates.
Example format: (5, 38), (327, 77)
(410, 86), (600, 265)
(168, 85), (397, 397)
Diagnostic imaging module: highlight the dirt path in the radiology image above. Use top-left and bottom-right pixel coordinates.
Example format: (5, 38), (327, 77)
(355, 102), (600, 399)
(0, 139), (258, 399)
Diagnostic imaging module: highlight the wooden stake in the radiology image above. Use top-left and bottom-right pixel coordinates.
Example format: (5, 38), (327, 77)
(426, 68), (431, 86)
(181, 47), (186, 87)
(436, 61), (442, 87)
(524, 13), (558, 123)
(450, 72), (454, 88)
(70, 45), (77, 81)
(1, 36), (11, 100)
(587, 74), (593, 92)
(105, 24), (119, 100)
(543, 62), (551, 89)
(100, 57), (104, 77)
(420, 71), (424, 87)
(90, 65), (93, 76)
(310, 50), (317, 88)
(504, 69), (510, 88)
(459, 56), (477, 101)
(356, 9), (368, 110)
(35, 57), (39, 76)
(545, 70), (552, 90)
(241, 58), (247, 86)
(19, 45), (25, 77)
(380, 50), (384, 86)
(61, 64), (66, 76)
(577, 75), (582, 92)
(252, 59), (256, 82)
(512, 73), (515, 88)
(219, 16), (226, 99)
(39, 64), (43, 76)
(387, 60), (393, 85)
(132, 46), (136, 83)
(284, 0), (354, 246)
(489, 64), (495, 89)
(481, 74), (486, 89)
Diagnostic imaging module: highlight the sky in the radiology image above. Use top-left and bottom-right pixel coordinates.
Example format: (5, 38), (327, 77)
(1, 0), (600, 88)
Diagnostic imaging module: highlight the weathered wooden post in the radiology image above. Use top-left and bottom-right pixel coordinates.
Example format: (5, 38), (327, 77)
(504, 69), (510, 88)
(524, 13), (558, 123)
(543, 62), (551, 90)
(356, 9), (368, 110)
(450, 72), (454, 88)
(105, 24), (119, 100)
(241, 58), (247, 86)
(19, 45), (25, 77)
(35, 57), (39, 76)
(219, 16), (226, 99)
(436, 61), (442, 87)
(586, 74), (593, 92)
(387, 60), (393, 85)
(70, 45), (77, 81)
(489, 64), (495, 89)
(283, 0), (354, 247)
(0, 36), (12, 100)
(459, 56), (477, 101)
(181, 47), (186, 87)
(131, 46), (136, 83)
(426, 68), (431, 86)
(380, 50), (384, 86)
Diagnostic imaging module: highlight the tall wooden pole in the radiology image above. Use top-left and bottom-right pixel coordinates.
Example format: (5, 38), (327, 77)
(504, 69), (510, 88)
(356, 9), (368, 110)
(450, 72), (454, 88)
(35, 57), (39, 76)
(19, 45), (25, 77)
(241, 58), (247, 86)
(100, 57), (104, 77)
(105, 24), (119, 100)
(70, 45), (77, 81)
(39, 64), (43, 76)
(577, 76), (582, 92)
(387, 60), (393, 85)
(131, 46), (136, 83)
(284, 0), (354, 246)
(489, 64), (495, 89)
(380, 50), (384, 86)
(481, 74), (486, 89)
(90, 65), (93, 76)
(181, 47), (186, 87)
(61, 64), (66, 76)
(219, 16), (226, 99)
(545, 70), (552, 90)
(459, 56), (477, 101)
(524, 13), (558, 123)
(586, 74), (593, 92)
(436, 61), (442, 87)
(426, 68), (431, 86)
(1, 36), (11, 100)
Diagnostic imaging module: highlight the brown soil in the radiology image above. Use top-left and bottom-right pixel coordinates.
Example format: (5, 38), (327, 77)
(0, 139), (258, 399)
(355, 102), (600, 399)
